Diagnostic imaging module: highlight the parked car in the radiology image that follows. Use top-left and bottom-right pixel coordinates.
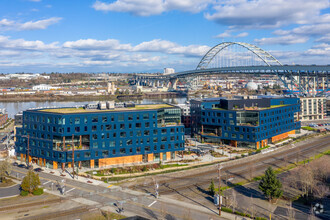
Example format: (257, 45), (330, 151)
(18, 164), (26, 168)
(34, 168), (44, 172)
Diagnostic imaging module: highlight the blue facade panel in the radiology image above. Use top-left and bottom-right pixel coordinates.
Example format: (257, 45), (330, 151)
(15, 107), (185, 164)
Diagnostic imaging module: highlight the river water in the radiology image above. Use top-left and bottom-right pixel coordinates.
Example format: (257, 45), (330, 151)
(0, 97), (188, 118)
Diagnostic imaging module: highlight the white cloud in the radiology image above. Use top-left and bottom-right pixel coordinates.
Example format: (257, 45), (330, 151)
(205, 0), (329, 29)
(215, 30), (249, 38)
(63, 39), (132, 50)
(0, 35), (58, 50)
(133, 39), (177, 52)
(255, 22), (330, 45)
(0, 17), (62, 31)
(92, 0), (213, 16)
(304, 43), (330, 56)
(316, 34), (330, 44)
(255, 35), (309, 45)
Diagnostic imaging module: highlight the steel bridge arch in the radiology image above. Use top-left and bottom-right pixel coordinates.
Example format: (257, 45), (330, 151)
(196, 42), (282, 70)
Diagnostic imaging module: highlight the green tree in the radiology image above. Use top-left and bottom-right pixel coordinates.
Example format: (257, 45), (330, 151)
(259, 167), (283, 202)
(209, 179), (215, 196)
(0, 159), (12, 182)
(21, 170), (41, 194)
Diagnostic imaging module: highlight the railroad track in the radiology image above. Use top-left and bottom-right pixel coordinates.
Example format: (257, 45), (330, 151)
(0, 198), (62, 212)
(133, 135), (330, 195)
(21, 206), (91, 220)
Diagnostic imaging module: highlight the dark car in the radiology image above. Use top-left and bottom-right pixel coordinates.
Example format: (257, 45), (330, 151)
(34, 168), (44, 172)
(18, 164), (27, 168)
(13, 162), (18, 166)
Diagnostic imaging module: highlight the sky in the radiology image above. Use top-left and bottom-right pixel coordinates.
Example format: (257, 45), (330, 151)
(0, 0), (329, 73)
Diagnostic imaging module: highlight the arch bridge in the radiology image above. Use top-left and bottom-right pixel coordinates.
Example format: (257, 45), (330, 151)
(134, 42), (330, 96)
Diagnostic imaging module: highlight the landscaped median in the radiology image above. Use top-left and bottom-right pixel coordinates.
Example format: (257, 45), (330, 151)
(84, 158), (230, 182)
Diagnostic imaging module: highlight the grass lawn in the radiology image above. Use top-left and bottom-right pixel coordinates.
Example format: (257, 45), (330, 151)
(40, 104), (173, 113)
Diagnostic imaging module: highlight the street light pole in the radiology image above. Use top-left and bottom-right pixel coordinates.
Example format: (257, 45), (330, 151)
(218, 164), (222, 216)
(26, 135), (30, 167)
(72, 134), (75, 179)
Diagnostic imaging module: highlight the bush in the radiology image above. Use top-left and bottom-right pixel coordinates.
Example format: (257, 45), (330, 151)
(32, 188), (44, 195)
(255, 217), (267, 220)
(20, 190), (29, 196)
(221, 207), (233, 213)
(234, 211), (246, 216)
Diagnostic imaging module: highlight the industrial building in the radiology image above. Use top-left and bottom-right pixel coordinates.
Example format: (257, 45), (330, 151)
(15, 103), (185, 169)
(191, 96), (301, 149)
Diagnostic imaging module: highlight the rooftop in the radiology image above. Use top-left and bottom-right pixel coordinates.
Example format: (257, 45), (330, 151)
(37, 104), (174, 114)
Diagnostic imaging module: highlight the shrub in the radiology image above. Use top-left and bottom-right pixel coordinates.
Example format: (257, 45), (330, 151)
(111, 168), (117, 174)
(20, 190), (29, 196)
(142, 166), (148, 172)
(234, 211), (246, 216)
(32, 188), (44, 195)
(221, 207), (233, 213)
(255, 217), (268, 220)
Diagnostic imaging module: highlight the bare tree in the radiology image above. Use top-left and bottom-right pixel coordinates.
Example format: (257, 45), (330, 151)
(308, 205), (316, 220)
(230, 190), (238, 213)
(313, 183), (329, 200)
(0, 159), (12, 183)
(286, 200), (295, 220)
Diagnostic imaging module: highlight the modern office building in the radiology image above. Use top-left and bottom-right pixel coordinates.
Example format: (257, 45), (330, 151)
(298, 97), (326, 121)
(15, 103), (185, 169)
(191, 96), (301, 149)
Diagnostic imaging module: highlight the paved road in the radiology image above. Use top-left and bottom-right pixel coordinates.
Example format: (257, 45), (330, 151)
(10, 168), (227, 220)
(0, 184), (20, 198)
(130, 134), (330, 219)
(8, 134), (330, 220)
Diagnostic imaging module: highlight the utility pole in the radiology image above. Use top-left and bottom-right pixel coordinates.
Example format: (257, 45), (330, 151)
(218, 164), (222, 216)
(72, 134), (75, 179)
(26, 135), (30, 167)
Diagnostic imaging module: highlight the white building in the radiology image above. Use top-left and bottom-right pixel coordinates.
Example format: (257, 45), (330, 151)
(176, 103), (190, 116)
(164, 68), (175, 75)
(298, 97), (326, 121)
(32, 84), (59, 91)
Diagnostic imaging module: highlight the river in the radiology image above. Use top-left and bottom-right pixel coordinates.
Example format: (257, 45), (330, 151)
(0, 97), (188, 118)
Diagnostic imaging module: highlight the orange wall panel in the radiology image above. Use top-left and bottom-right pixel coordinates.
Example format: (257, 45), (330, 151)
(98, 155), (143, 167)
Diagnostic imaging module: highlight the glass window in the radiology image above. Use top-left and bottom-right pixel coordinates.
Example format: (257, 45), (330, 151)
(128, 114), (133, 121)
(120, 148), (126, 154)
(102, 116), (107, 123)
(92, 117), (98, 123)
(75, 117), (80, 124)
(118, 115), (124, 122)
(120, 132), (126, 138)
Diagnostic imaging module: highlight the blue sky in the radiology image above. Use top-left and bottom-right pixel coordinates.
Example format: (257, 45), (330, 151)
(0, 0), (329, 73)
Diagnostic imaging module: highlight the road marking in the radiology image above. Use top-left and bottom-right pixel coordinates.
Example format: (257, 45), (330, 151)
(107, 185), (113, 188)
(66, 188), (75, 193)
(43, 180), (51, 185)
(148, 201), (157, 207)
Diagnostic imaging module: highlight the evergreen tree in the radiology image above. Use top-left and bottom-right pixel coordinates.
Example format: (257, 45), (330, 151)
(259, 167), (283, 202)
(209, 179), (215, 196)
(21, 170), (41, 193)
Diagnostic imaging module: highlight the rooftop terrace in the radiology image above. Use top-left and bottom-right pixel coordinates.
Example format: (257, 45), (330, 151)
(38, 104), (174, 114)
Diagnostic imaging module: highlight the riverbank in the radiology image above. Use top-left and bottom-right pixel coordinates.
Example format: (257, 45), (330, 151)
(0, 92), (186, 103)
